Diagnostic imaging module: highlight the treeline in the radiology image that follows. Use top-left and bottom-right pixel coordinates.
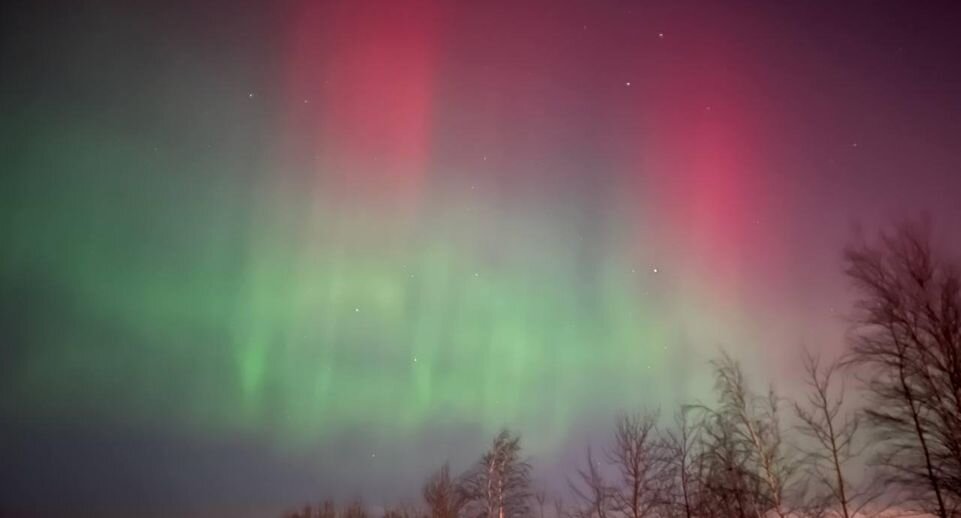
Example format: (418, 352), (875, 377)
(284, 222), (961, 518)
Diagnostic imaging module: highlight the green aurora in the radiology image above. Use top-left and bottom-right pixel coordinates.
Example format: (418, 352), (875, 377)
(0, 109), (748, 455)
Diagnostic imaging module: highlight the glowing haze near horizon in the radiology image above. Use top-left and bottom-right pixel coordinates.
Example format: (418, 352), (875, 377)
(2, 1), (961, 515)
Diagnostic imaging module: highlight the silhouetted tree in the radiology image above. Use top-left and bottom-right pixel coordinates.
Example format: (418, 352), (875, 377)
(704, 352), (797, 517)
(534, 489), (548, 518)
(424, 463), (466, 518)
(284, 500), (339, 518)
(844, 222), (961, 517)
(660, 408), (700, 518)
(794, 350), (862, 518)
(462, 430), (533, 518)
(384, 503), (422, 518)
(695, 407), (760, 518)
(568, 446), (613, 518)
(607, 413), (660, 518)
(553, 497), (567, 518)
(344, 501), (368, 518)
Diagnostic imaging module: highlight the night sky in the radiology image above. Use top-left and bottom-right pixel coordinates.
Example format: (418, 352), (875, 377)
(2, 1), (961, 516)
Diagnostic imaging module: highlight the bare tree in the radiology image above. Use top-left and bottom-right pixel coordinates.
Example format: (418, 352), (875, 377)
(534, 490), (548, 518)
(844, 222), (961, 516)
(284, 499), (338, 518)
(711, 352), (797, 518)
(568, 446), (613, 518)
(344, 501), (368, 518)
(384, 504), (423, 518)
(606, 413), (660, 518)
(695, 407), (760, 518)
(425, 463), (466, 518)
(553, 498), (567, 518)
(462, 430), (533, 518)
(661, 408), (701, 518)
(794, 350), (862, 518)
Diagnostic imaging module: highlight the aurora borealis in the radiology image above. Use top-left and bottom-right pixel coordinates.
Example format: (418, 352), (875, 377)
(2, 1), (961, 515)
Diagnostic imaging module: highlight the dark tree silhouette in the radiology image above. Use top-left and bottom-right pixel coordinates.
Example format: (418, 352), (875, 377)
(344, 501), (368, 518)
(700, 352), (797, 518)
(844, 222), (961, 517)
(383, 503), (422, 518)
(424, 463), (466, 518)
(695, 406), (760, 518)
(660, 409), (700, 518)
(607, 413), (660, 518)
(793, 350), (862, 518)
(534, 489), (548, 518)
(462, 430), (533, 518)
(568, 446), (612, 518)
(283, 500), (341, 518)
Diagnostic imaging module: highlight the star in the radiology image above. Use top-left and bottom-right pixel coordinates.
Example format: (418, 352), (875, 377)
(304, 99), (309, 104)
(248, 92), (254, 98)
(413, 357), (418, 363)
(658, 32), (664, 39)
(625, 81), (632, 86)
(354, 307), (360, 312)
(652, 267), (658, 273)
